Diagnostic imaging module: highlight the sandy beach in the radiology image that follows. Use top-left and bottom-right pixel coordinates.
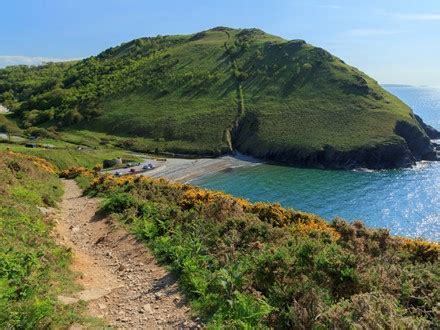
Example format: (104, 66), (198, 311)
(106, 154), (261, 183)
(149, 155), (261, 183)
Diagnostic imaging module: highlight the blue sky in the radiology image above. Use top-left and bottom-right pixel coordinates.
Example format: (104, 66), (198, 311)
(1, 0), (439, 85)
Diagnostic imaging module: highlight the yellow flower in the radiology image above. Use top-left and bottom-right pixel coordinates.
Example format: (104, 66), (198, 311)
(6, 151), (57, 174)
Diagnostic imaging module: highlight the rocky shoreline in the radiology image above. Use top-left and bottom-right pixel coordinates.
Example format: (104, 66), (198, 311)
(236, 116), (440, 170)
(127, 119), (440, 173)
(254, 140), (439, 170)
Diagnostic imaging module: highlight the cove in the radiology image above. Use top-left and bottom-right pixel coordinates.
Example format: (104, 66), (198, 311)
(192, 86), (440, 241)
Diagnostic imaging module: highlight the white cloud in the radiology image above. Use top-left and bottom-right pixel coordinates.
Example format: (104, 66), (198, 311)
(388, 13), (440, 21)
(345, 28), (401, 37)
(0, 55), (79, 68)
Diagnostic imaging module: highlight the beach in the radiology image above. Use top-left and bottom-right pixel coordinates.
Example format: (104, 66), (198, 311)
(106, 154), (261, 183)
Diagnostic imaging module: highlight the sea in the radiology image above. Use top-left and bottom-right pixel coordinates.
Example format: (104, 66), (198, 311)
(192, 86), (440, 241)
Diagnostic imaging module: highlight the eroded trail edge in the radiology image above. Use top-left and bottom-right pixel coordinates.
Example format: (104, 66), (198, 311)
(55, 180), (197, 329)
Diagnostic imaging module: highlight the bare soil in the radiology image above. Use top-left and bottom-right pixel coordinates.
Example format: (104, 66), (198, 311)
(54, 179), (199, 329)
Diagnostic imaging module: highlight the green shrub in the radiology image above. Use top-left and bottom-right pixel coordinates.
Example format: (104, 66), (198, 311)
(317, 292), (432, 329)
(102, 193), (137, 214)
(25, 127), (57, 138)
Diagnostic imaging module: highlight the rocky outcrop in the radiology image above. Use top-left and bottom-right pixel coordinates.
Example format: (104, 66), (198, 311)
(238, 142), (415, 170)
(394, 120), (437, 161)
(414, 114), (440, 139)
(235, 113), (439, 170)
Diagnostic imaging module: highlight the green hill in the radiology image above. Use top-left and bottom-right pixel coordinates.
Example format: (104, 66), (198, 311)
(0, 27), (438, 168)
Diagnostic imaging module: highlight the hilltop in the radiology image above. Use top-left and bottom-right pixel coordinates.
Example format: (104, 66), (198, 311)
(1, 27), (439, 169)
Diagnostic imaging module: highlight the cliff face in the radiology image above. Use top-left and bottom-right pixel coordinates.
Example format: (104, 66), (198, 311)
(235, 110), (440, 169)
(394, 120), (437, 160)
(235, 138), (438, 170)
(414, 114), (440, 139)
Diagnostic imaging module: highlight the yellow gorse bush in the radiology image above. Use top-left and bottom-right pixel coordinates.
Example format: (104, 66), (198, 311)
(292, 219), (341, 241)
(181, 188), (251, 210)
(59, 166), (440, 254)
(395, 237), (440, 262)
(5, 150), (57, 174)
(60, 167), (341, 241)
(59, 166), (95, 178)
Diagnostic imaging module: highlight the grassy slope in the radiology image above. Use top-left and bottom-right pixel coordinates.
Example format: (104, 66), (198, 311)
(88, 28), (417, 153)
(237, 41), (413, 152)
(0, 142), (140, 170)
(0, 125), (143, 171)
(0, 151), (101, 328)
(85, 29), (238, 154)
(0, 27), (425, 161)
(0, 113), (22, 137)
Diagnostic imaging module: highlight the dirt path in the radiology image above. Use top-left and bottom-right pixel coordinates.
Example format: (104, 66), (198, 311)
(54, 180), (199, 329)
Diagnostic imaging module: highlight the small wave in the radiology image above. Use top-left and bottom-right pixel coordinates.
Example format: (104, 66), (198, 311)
(352, 167), (376, 173)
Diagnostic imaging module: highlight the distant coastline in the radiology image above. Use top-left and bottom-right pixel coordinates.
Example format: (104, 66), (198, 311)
(382, 84), (440, 88)
(381, 83), (413, 88)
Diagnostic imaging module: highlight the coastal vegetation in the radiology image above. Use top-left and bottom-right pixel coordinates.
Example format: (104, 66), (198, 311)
(0, 142), (139, 170)
(62, 167), (440, 328)
(1, 27), (438, 169)
(0, 119), (142, 170)
(0, 151), (99, 328)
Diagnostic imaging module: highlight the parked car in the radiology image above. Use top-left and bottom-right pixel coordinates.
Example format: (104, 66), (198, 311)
(115, 171), (122, 176)
(142, 165), (150, 170)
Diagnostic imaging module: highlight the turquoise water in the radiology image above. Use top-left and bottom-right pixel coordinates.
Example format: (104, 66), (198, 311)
(192, 86), (440, 241)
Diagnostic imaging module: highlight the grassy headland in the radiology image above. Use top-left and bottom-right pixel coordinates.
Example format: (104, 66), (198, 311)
(62, 167), (440, 328)
(1, 27), (438, 168)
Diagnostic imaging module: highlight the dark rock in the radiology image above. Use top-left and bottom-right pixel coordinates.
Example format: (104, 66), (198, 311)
(237, 132), (438, 170)
(394, 120), (438, 161)
(235, 111), (439, 170)
(414, 114), (440, 139)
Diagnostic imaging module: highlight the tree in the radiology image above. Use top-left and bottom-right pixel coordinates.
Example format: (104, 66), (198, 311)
(62, 109), (83, 126)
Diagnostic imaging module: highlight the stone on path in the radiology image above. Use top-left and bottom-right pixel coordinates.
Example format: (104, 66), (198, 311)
(58, 295), (79, 305)
(75, 288), (111, 301)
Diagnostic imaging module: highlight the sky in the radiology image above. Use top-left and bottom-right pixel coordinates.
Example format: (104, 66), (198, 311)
(0, 0), (439, 85)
